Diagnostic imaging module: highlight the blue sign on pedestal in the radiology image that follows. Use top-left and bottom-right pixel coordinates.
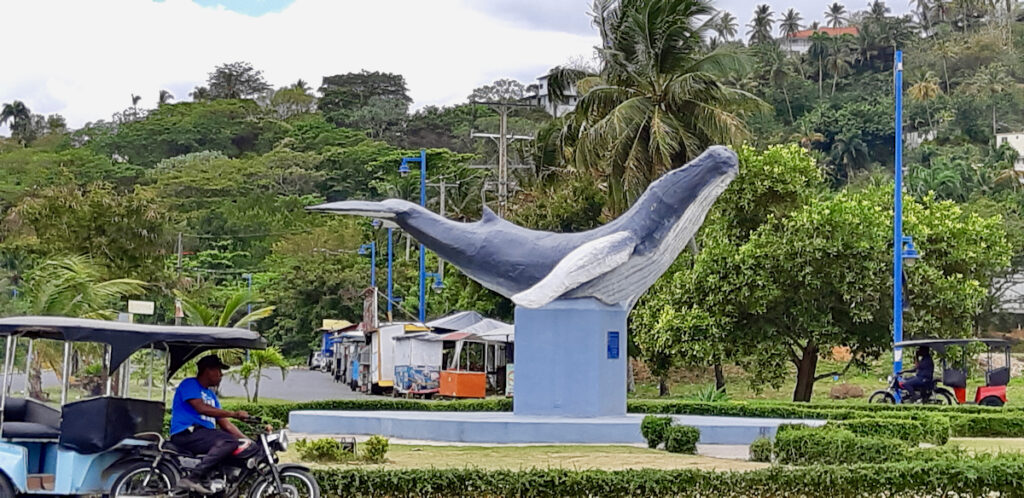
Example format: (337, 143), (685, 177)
(607, 331), (619, 359)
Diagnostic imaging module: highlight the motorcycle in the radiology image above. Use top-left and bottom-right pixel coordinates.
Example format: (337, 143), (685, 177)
(868, 372), (955, 405)
(108, 417), (320, 497)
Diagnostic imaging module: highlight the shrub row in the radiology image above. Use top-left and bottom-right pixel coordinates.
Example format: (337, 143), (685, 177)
(774, 426), (899, 465)
(310, 456), (1024, 497)
(831, 418), (926, 445)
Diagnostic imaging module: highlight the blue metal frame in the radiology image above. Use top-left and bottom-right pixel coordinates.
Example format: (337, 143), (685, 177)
(0, 439), (147, 495)
(399, 149), (428, 322)
(387, 229), (394, 318)
(893, 50), (905, 377)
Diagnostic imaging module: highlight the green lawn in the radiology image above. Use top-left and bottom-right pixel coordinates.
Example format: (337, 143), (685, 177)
(287, 444), (767, 472)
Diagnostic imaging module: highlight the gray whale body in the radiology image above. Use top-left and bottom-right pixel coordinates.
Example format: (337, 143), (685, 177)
(308, 145), (738, 309)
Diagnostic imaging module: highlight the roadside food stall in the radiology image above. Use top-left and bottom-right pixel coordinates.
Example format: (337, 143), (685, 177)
(427, 310), (485, 333)
(329, 323), (366, 387)
(439, 319), (514, 398)
(315, 319), (353, 372)
(393, 332), (443, 397)
(366, 322), (430, 394)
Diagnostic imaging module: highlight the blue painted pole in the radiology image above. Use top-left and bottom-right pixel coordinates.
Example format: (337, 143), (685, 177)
(387, 228), (394, 320)
(370, 241), (376, 288)
(893, 50), (904, 377)
(418, 149), (427, 323)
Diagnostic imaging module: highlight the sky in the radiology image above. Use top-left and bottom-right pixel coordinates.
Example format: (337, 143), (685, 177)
(0, 0), (910, 135)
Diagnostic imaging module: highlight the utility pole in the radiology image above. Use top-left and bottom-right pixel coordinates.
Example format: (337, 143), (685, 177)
(470, 101), (536, 217)
(174, 232), (183, 326)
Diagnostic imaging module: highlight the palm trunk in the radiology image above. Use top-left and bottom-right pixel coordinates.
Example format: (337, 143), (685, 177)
(832, 71), (839, 96)
(253, 371), (261, 404)
(627, 360), (635, 393)
(818, 60), (824, 99)
(993, 105), (998, 139)
(942, 58), (950, 92)
(28, 357), (44, 401)
(783, 85), (794, 121)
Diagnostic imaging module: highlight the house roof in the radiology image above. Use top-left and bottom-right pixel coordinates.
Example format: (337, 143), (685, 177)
(787, 27), (859, 39)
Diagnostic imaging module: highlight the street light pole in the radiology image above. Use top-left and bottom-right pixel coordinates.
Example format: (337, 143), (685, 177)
(893, 50), (905, 377)
(387, 228), (394, 322)
(400, 149), (428, 322)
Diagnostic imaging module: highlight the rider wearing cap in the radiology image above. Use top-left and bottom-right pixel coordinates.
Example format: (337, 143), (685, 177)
(169, 355), (250, 494)
(901, 346), (935, 401)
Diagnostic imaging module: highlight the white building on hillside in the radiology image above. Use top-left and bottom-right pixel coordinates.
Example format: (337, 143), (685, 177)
(522, 71), (578, 117)
(782, 27), (860, 54)
(996, 132), (1024, 171)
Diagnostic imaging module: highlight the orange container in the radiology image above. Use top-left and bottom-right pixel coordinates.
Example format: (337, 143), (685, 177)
(439, 370), (486, 398)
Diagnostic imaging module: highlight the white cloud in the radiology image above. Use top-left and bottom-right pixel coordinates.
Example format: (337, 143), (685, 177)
(0, 0), (600, 134)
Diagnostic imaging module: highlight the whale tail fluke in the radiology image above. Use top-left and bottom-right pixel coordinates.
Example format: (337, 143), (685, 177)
(305, 199), (413, 220)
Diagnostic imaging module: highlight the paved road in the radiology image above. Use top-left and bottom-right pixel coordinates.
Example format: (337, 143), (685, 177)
(219, 367), (371, 402)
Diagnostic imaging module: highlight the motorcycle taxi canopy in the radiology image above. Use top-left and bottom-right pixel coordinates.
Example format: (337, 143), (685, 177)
(0, 316), (266, 377)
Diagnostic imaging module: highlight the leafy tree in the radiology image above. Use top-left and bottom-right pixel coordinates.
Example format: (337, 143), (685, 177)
(747, 4), (775, 45)
(269, 86), (316, 119)
(825, 2), (848, 27)
(318, 71), (412, 126)
(1, 101), (32, 143)
(205, 61), (272, 100)
(468, 79), (527, 103)
(3, 183), (174, 283)
(347, 96), (407, 139)
(960, 63), (1015, 139)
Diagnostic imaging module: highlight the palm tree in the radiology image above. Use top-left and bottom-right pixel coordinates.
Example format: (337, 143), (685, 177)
(780, 8), (804, 50)
(867, 0), (891, 23)
(158, 90), (174, 106)
(713, 11), (738, 41)
(962, 63), (1015, 139)
(175, 289), (275, 367)
(808, 32), (832, 98)
(935, 39), (957, 92)
(292, 79), (311, 92)
(790, 122), (825, 150)
(0, 101), (32, 143)
(18, 256), (147, 400)
(748, 4), (775, 45)
(826, 36), (855, 95)
(826, 2), (848, 27)
(550, 0), (764, 214)
(881, 15), (919, 51)
(830, 131), (870, 173)
(762, 44), (795, 120)
(189, 86), (211, 102)
(234, 347), (288, 403)
(908, 71), (942, 129)
(130, 94), (141, 108)
(910, 0), (933, 32)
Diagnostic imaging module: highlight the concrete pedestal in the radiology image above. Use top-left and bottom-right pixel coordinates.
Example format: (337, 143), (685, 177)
(513, 299), (627, 418)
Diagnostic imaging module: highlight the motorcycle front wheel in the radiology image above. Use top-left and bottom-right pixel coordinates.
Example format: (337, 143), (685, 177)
(868, 390), (896, 404)
(251, 468), (321, 498)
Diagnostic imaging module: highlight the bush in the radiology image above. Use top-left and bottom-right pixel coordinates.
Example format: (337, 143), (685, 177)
(948, 413), (1024, 438)
(749, 437), (772, 462)
(832, 418), (925, 445)
(361, 435), (389, 463)
(665, 425), (700, 454)
(641, 416), (674, 449)
(294, 438), (354, 463)
(774, 427), (901, 465)
(311, 455), (1024, 497)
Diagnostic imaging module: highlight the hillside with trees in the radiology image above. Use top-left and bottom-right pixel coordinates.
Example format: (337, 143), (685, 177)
(2, 0), (1023, 400)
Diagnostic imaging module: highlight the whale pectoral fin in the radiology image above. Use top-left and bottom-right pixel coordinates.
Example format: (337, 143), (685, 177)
(306, 199), (411, 220)
(512, 231), (637, 309)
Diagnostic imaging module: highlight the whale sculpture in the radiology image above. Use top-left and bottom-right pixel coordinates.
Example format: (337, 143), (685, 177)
(308, 145), (739, 309)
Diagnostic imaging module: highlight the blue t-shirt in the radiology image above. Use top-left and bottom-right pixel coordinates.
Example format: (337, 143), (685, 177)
(170, 377), (220, 435)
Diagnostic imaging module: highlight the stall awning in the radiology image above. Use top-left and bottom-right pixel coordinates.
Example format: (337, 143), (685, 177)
(426, 311), (485, 332)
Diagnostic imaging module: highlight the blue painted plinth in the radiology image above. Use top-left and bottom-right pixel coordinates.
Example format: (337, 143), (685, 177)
(289, 411), (826, 445)
(513, 299), (627, 418)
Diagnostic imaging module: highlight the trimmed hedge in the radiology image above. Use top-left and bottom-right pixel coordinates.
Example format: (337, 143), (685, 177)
(665, 425), (700, 454)
(749, 437), (772, 462)
(831, 418), (926, 445)
(310, 456), (1024, 497)
(774, 426), (901, 465)
(948, 413), (1024, 438)
(640, 415), (673, 449)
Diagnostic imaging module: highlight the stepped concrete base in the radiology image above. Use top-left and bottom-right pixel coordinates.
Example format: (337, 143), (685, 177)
(289, 410), (825, 445)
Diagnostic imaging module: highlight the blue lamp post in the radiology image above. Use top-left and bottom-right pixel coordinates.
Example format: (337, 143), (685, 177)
(399, 149), (429, 322)
(893, 50), (923, 378)
(358, 242), (376, 288)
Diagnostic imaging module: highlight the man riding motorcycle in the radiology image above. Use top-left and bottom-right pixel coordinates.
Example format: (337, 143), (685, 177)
(168, 355), (250, 494)
(899, 346), (935, 401)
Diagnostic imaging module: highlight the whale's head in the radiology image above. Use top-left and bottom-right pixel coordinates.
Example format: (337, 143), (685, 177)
(639, 145), (739, 221)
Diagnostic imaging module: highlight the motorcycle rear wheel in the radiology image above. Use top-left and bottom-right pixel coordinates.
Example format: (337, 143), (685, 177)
(109, 461), (176, 497)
